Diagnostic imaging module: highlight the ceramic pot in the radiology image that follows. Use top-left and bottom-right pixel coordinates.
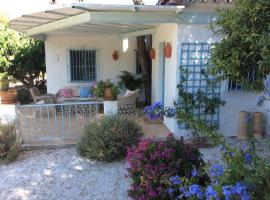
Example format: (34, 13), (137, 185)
(112, 51), (119, 60)
(103, 86), (112, 100)
(149, 48), (155, 60)
(238, 111), (249, 139)
(164, 42), (172, 58)
(253, 112), (264, 139)
(0, 89), (17, 104)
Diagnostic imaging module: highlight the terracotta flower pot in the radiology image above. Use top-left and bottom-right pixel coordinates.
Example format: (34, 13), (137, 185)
(253, 112), (264, 139)
(103, 86), (112, 100)
(112, 51), (119, 60)
(164, 42), (172, 58)
(0, 89), (17, 104)
(149, 48), (155, 60)
(238, 111), (249, 139)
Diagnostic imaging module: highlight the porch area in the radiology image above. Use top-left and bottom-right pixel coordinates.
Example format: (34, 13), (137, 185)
(16, 101), (169, 148)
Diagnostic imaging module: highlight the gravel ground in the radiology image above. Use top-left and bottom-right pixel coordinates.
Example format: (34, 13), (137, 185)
(0, 138), (269, 200)
(0, 148), (131, 200)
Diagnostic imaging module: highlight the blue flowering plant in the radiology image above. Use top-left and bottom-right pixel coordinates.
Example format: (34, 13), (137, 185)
(144, 102), (177, 121)
(168, 164), (252, 200)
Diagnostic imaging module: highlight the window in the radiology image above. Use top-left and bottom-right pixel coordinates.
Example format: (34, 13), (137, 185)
(69, 50), (96, 82)
(180, 43), (221, 128)
(134, 50), (142, 75)
(227, 69), (256, 91)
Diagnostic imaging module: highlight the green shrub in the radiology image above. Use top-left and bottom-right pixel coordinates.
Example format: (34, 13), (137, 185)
(16, 87), (30, 104)
(77, 115), (143, 162)
(0, 121), (20, 163)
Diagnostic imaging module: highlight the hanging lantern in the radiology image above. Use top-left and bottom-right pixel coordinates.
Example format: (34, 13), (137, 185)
(164, 42), (172, 58)
(149, 48), (155, 60)
(112, 51), (119, 60)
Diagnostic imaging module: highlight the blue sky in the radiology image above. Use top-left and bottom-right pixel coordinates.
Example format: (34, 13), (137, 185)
(0, 0), (158, 19)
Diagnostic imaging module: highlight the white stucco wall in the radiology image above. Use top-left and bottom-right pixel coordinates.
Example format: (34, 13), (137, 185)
(45, 35), (137, 93)
(162, 23), (260, 137)
(152, 23), (179, 133)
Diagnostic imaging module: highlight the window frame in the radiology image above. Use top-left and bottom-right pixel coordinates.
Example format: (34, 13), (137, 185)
(67, 49), (98, 83)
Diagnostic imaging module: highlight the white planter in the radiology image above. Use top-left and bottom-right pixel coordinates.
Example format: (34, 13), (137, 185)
(104, 101), (118, 116)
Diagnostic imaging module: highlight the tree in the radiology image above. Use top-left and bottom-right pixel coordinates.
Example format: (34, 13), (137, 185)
(210, 0), (270, 92)
(0, 18), (45, 88)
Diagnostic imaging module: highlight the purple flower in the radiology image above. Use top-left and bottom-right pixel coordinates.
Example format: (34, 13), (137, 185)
(167, 188), (174, 196)
(209, 164), (223, 177)
(179, 186), (190, 197)
(229, 152), (234, 157)
(169, 175), (182, 185)
(189, 184), (203, 199)
(244, 154), (252, 163)
(222, 185), (233, 200)
(205, 186), (218, 200)
(191, 169), (198, 177)
(233, 182), (248, 197)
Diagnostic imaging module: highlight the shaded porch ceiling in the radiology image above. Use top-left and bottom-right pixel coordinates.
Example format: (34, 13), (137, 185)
(9, 3), (185, 39)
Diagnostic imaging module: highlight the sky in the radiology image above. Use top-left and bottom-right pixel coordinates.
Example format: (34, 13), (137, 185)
(0, 0), (158, 19)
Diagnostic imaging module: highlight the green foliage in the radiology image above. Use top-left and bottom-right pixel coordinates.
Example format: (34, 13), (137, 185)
(93, 79), (119, 100)
(77, 115), (143, 162)
(16, 87), (30, 104)
(118, 71), (144, 91)
(175, 67), (225, 144)
(0, 73), (9, 90)
(0, 121), (20, 163)
(210, 0), (270, 92)
(0, 20), (45, 88)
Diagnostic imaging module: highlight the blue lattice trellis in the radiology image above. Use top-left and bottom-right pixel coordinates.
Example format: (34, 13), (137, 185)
(179, 43), (221, 129)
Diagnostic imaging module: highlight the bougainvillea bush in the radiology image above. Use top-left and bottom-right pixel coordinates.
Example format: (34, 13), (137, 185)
(126, 134), (210, 200)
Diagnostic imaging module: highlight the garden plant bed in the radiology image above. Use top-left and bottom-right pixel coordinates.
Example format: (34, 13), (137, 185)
(0, 138), (269, 200)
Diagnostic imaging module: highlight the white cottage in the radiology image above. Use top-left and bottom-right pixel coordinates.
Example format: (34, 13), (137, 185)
(10, 1), (265, 138)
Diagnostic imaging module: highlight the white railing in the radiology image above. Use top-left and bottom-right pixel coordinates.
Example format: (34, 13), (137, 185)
(15, 101), (103, 147)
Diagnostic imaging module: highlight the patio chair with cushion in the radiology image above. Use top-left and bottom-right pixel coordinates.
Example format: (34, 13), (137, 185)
(29, 87), (56, 104)
(118, 89), (140, 116)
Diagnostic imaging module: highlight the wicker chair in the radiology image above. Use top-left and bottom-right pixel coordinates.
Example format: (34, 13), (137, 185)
(117, 89), (140, 116)
(29, 87), (56, 104)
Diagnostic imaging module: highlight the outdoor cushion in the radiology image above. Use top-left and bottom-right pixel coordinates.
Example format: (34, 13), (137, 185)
(80, 87), (90, 98)
(63, 86), (79, 97)
(125, 89), (135, 97)
(59, 88), (72, 98)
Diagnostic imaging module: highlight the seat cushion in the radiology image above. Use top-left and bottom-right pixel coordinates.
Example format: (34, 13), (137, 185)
(62, 86), (79, 97)
(59, 88), (72, 98)
(80, 87), (90, 98)
(124, 89), (135, 97)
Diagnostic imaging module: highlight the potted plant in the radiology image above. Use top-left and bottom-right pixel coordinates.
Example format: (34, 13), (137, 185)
(118, 71), (144, 91)
(0, 74), (17, 104)
(93, 79), (119, 115)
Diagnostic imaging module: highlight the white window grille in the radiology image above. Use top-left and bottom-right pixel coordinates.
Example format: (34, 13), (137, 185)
(69, 50), (96, 82)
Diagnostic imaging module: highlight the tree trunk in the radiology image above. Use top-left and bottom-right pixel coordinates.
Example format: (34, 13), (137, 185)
(137, 36), (152, 105)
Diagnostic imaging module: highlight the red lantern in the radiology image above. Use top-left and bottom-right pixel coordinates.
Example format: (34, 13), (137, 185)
(149, 48), (155, 60)
(112, 51), (119, 60)
(164, 42), (172, 58)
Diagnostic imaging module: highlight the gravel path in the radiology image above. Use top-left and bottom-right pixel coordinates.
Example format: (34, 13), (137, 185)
(0, 148), (131, 200)
(0, 138), (269, 200)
